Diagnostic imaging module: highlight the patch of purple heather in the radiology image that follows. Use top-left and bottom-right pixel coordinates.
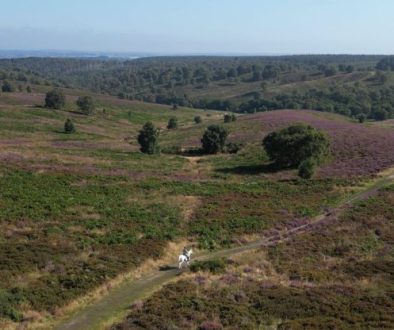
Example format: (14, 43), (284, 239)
(240, 110), (394, 177)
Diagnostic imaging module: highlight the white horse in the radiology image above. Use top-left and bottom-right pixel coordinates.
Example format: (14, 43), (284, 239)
(178, 249), (193, 269)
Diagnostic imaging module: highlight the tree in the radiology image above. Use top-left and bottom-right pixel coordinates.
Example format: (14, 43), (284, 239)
(374, 109), (388, 121)
(263, 124), (330, 168)
(76, 96), (95, 115)
(64, 119), (75, 134)
(167, 117), (178, 129)
(137, 122), (160, 154)
(356, 113), (366, 123)
(2, 81), (14, 92)
(194, 116), (202, 124)
(224, 114), (232, 123)
(298, 158), (316, 179)
(45, 89), (65, 109)
(26, 85), (32, 93)
(201, 125), (228, 154)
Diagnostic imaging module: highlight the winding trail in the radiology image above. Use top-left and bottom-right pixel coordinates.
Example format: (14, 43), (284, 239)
(56, 172), (394, 330)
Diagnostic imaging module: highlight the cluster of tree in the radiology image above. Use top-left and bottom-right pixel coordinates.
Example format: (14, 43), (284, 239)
(0, 55), (380, 100)
(44, 89), (96, 115)
(263, 124), (330, 179)
(376, 56), (394, 71)
(236, 84), (394, 120)
(137, 122), (228, 155)
(1, 56), (392, 121)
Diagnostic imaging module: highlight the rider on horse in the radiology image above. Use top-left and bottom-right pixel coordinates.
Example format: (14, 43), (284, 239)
(182, 246), (190, 261)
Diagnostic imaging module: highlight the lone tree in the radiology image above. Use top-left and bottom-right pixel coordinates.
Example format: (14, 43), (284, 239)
(167, 117), (178, 129)
(2, 81), (14, 92)
(263, 124), (330, 168)
(194, 116), (202, 124)
(137, 122), (160, 154)
(224, 113), (237, 123)
(356, 113), (366, 123)
(64, 119), (75, 134)
(201, 125), (229, 154)
(45, 89), (65, 109)
(76, 96), (95, 115)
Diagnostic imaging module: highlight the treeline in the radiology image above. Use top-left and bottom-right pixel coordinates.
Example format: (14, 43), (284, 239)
(1, 55), (394, 120)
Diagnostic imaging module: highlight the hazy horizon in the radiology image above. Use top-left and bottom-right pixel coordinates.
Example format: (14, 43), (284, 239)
(1, 0), (394, 55)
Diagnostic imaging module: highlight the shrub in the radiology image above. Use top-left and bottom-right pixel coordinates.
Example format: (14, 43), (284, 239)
(137, 122), (160, 154)
(194, 116), (202, 124)
(224, 113), (237, 123)
(2, 81), (14, 92)
(263, 124), (330, 168)
(64, 119), (75, 134)
(298, 158), (316, 179)
(201, 125), (229, 154)
(76, 96), (95, 115)
(45, 89), (65, 109)
(167, 117), (178, 129)
(225, 142), (244, 154)
(224, 114), (232, 123)
(190, 259), (226, 274)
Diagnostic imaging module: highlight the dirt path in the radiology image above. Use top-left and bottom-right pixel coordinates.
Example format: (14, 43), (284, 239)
(55, 172), (394, 330)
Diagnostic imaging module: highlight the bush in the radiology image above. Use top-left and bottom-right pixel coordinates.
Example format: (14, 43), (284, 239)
(263, 124), (330, 168)
(45, 89), (65, 109)
(224, 113), (237, 123)
(298, 158), (316, 179)
(190, 259), (226, 274)
(225, 142), (244, 154)
(76, 96), (95, 115)
(137, 122), (160, 154)
(194, 116), (202, 124)
(201, 125), (229, 154)
(224, 114), (232, 123)
(64, 119), (75, 134)
(1, 81), (14, 92)
(167, 117), (178, 129)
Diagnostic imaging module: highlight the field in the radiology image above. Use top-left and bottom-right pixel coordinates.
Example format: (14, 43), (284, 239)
(0, 87), (394, 329)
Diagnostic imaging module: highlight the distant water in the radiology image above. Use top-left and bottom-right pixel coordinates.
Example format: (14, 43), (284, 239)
(0, 49), (146, 59)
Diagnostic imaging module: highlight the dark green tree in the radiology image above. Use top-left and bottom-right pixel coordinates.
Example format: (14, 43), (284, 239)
(298, 158), (316, 179)
(64, 119), (75, 134)
(2, 81), (14, 92)
(201, 125), (228, 154)
(167, 117), (178, 129)
(356, 113), (366, 123)
(45, 89), (65, 109)
(374, 109), (388, 121)
(137, 122), (160, 154)
(76, 96), (95, 115)
(263, 124), (330, 168)
(224, 114), (232, 123)
(194, 115), (202, 124)
(26, 85), (32, 93)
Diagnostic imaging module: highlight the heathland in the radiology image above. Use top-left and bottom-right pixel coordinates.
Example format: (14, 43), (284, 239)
(0, 55), (393, 329)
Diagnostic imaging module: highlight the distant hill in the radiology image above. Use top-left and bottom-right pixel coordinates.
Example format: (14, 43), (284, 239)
(1, 55), (394, 121)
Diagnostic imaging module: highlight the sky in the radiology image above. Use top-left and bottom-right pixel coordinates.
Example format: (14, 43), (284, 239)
(0, 0), (393, 55)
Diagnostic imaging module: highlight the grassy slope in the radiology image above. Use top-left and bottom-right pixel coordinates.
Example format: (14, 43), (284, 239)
(0, 89), (393, 328)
